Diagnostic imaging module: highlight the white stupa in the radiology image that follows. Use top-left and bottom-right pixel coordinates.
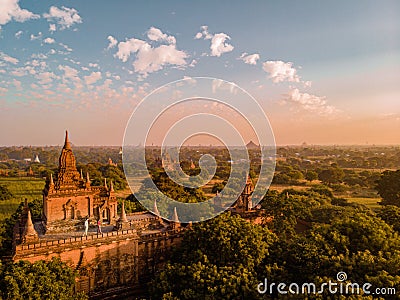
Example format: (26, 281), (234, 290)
(34, 155), (40, 163)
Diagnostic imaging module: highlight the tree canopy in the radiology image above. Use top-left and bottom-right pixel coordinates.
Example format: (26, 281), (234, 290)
(0, 185), (13, 201)
(151, 189), (400, 299)
(150, 213), (277, 299)
(376, 170), (400, 206)
(0, 257), (87, 300)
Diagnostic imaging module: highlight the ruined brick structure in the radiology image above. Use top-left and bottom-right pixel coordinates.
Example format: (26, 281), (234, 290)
(231, 175), (254, 213)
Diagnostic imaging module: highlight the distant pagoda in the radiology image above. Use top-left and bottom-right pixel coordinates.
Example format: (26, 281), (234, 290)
(246, 141), (259, 150)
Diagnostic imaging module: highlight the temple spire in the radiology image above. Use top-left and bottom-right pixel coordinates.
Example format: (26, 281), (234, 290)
(120, 201), (128, 222)
(85, 172), (91, 188)
(23, 209), (38, 241)
(49, 173), (54, 186)
(63, 130), (71, 150)
(80, 169), (83, 179)
(172, 207), (180, 223)
(110, 180), (114, 192)
(153, 199), (160, 216)
(104, 178), (108, 190)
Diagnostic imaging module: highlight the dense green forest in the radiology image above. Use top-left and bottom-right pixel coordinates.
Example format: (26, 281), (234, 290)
(151, 187), (400, 299)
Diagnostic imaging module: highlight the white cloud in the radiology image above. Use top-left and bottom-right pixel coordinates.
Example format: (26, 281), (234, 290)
(68, 59), (80, 65)
(0, 52), (19, 64)
(49, 24), (56, 32)
(88, 63), (99, 68)
(210, 33), (234, 57)
(31, 53), (47, 59)
(58, 65), (78, 78)
(28, 60), (46, 69)
(195, 25), (213, 40)
(0, 87), (7, 95)
(107, 35), (117, 49)
(182, 76), (197, 84)
(12, 78), (22, 90)
(59, 42), (72, 52)
(84, 71), (102, 85)
(147, 27), (176, 44)
(189, 59), (197, 67)
(239, 52), (260, 65)
(115, 38), (147, 62)
(58, 65), (81, 87)
(0, 0), (39, 25)
(43, 6), (82, 30)
(195, 26), (234, 57)
(212, 78), (238, 95)
(30, 32), (42, 41)
(262, 60), (301, 83)
(43, 37), (55, 44)
(283, 88), (337, 115)
(15, 30), (23, 38)
(35, 72), (57, 84)
(133, 44), (187, 75)
(114, 30), (187, 75)
(11, 68), (26, 76)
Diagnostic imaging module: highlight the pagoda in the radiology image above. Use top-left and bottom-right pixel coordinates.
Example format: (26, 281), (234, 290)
(42, 131), (118, 231)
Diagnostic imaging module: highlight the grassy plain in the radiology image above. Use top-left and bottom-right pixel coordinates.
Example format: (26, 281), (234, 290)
(0, 177), (45, 221)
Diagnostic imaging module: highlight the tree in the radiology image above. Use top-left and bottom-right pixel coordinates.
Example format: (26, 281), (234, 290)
(305, 170), (318, 182)
(28, 198), (43, 220)
(272, 173), (291, 185)
(377, 205), (400, 232)
(211, 182), (224, 194)
(318, 167), (344, 186)
(262, 211), (400, 294)
(376, 170), (400, 206)
(308, 212), (400, 283)
(0, 184), (13, 200)
(0, 257), (87, 300)
(150, 213), (277, 299)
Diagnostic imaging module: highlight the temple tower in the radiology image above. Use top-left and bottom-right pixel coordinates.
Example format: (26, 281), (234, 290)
(42, 131), (118, 228)
(55, 131), (82, 190)
(232, 175), (254, 213)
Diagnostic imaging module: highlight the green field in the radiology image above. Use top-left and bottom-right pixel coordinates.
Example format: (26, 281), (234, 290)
(345, 197), (382, 210)
(0, 177), (45, 221)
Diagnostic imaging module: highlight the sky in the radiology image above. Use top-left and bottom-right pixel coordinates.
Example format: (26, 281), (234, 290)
(0, 0), (399, 146)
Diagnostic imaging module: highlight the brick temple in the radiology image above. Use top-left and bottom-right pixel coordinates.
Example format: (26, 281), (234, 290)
(43, 131), (118, 229)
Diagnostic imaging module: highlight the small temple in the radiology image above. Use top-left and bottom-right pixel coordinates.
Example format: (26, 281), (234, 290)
(231, 175), (254, 213)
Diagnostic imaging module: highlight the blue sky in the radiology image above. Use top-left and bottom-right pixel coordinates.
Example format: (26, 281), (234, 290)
(0, 0), (399, 146)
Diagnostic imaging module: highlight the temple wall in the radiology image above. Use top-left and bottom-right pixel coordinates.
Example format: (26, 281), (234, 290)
(45, 194), (92, 222)
(13, 229), (183, 295)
